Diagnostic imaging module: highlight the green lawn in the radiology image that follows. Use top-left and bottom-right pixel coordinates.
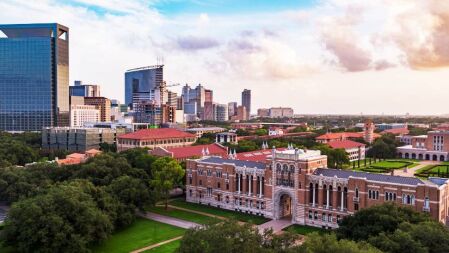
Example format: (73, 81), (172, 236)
(92, 218), (185, 253)
(371, 161), (411, 169)
(283, 224), (328, 235)
(143, 240), (181, 253)
(169, 199), (270, 225)
(148, 206), (219, 225)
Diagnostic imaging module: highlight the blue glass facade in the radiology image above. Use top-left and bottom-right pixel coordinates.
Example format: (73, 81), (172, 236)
(125, 65), (163, 108)
(0, 23), (69, 131)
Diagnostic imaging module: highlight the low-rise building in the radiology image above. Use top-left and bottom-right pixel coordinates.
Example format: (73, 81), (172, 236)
(117, 128), (197, 151)
(70, 104), (100, 127)
(186, 127), (226, 138)
(268, 127), (284, 136)
(150, 143), (228, 161)
(216, 132), (238, 144)
(42, 127), (125, 152)
(55, 149), (102, 165)
(327, 140), (365, 161)
(397, 131), (449, 161)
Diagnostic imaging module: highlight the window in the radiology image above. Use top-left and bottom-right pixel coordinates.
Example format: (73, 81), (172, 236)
(189, 177), (192, 184)
(314, 211), (318, 220)
(216, 171), (222, 178)
(337, 215), (341, 223)
(322, 213), (327, 222)
(217, 182), (221, 189)
(189, 189), (192, 196)
(354, 203), (359, 211)
(199, 180), (202, 186)
(355, 188), (359, 198)
(328, 214), (332, 222)
(368, 190), (379, 200)
(207, 169), (212, 177)
(226, 183), (229, 190)
(207, 187), (212, 197)
(309, 210), (313, 219)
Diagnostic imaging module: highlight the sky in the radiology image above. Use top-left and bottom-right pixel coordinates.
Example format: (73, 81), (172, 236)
(1, 0), (449, 115)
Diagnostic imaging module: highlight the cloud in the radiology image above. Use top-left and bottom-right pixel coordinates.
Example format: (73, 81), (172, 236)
(175, 35), (220, 50)
(391, 0), (449, 69)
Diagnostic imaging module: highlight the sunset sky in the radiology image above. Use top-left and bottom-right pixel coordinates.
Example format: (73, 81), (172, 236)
(1, 0), (449, 115)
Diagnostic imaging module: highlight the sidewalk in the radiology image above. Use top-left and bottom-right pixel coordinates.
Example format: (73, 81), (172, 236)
(139, 212), (201, 229)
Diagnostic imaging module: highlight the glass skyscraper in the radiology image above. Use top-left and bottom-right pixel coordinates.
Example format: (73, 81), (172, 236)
(124, 65), (163, 109)
(0, 23), (70, 131)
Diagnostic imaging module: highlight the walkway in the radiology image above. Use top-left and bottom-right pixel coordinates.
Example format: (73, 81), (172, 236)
(258, 219), (292, 233)
(139, 212), (201, 229)
(130, 236), (183, 253)
(156, 204), (227, 220)
(393, 161), (441, 177)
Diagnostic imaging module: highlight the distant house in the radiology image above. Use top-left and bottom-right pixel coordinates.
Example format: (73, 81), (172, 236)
(327, 140), (365, 162)
(381, 128), (409, 136)
(56, 149), (102, 166)
(268, 127), (284, 136)
(150, 143), (228, 162)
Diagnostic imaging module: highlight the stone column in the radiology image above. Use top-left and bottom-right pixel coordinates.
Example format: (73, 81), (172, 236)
(326, 188), (330, 209)
(248, 176), (252, 196)
(312, 184), (316, 207)
(238, 174), (241, 193)
(340, 191), (344, 211)
(259, 177), (263, 197)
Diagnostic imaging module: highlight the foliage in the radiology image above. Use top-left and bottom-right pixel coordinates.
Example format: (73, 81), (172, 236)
(315, 145), (349, 169)
(255, 128), (268, 136)
(177, 220), (299, 253)
(408, 126), (430, 136)
(99, 142), (117, 152)
(193, 133), (216, 145)
(236, 129), (250, 136)
(3, 182), (113, 253)
(367, 134), (399, 159)
(290, 126), (308, 133)
(150, 157), (184, 209)
(299, 233), (381, 253)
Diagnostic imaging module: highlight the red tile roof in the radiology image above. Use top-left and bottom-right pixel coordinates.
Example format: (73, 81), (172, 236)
(381, 128), (409, 135)
(165, 143), (227, 159)
(327, 140), (365, 149)
(118, 128), (196, 140)
(236, 148), (287, 162)
(316, 132), (381, 140)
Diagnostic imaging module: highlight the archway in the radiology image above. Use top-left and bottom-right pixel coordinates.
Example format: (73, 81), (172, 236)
(405, 153), (410, 159)
(418, 154), (423, 160)
(425, 154), (430, 160)
(411, 153), (416, 159)
(279, 194), (292, 219)
(433, 155), (438, 161)
(398, 152), (403, 158)
(440, 155), (445, 161)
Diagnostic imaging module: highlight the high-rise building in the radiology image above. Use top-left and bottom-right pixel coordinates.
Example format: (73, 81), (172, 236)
(84, 97), (111, 122)
(215, 104), (228, 122)
(182, 84), (206, 117)
(228, 102), (237, 118)
(203, 102), (215, 121)
(205, 89), (213, 103)
(0, 23), (70, 131)
(241, 89), (251, 119)
(70, 80), (101, 97)
(70, 105), (100, 127)
(233, 105), (247, 121)
(167, 91), (178, 109)
(257, 108), (270, 117)
(125, 65), (163, 109)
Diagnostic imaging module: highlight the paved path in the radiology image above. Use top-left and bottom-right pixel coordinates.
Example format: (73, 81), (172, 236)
(393, 161), (441, 177)
(130, 236), (183, 253)
(156, 204), (227, 220)
(258, 219), (292, 233)
(139, 212), (201, 229)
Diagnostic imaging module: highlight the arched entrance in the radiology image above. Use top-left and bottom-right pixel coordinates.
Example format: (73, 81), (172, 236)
(433, 155), (438, 161)
(440, 155), (445, 161)
(411, 153), (416, 159)
(425, 154), (430, 160)
(418, 154), (423, 160)
(274, 191), (295, 221)
(279, 194), (292, 219)
(405, 153), (410, 159)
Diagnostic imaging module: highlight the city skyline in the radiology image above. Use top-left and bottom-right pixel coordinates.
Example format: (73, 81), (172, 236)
(1, 1), (449, 115)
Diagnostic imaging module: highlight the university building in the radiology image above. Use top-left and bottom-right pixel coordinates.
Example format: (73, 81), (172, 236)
(397, 130), (449, 161)
(186, 148), (449, 228)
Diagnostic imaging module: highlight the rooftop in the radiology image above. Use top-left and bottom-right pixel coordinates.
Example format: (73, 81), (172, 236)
(199, 156), (266, 170)
(237, 148), (286, 162)
(186, 127), (226, 132)
(162, 143), (227, 159)
(313, 168), (424, 186)
(327, 140), (365, 149)
(118, 128), (195, 140)
(381, 128), (409, 135)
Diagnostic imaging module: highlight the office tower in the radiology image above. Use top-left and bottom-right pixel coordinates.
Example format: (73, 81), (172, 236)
(176, 96), (184, 110)
(70, 80), (101, 97)
(257, 108), (270, 117)
(84, 97), (111, 122)
(205, 89), (213, 103)
(241, 89), (251, 119)
(167, 91), (178, 109)
(125, 65), (163, 109)
(228, 102), (237, 118)
(268, 107), (294, 118)
(203, 102), (215, 121)
(70, 105), (100, 127)
(0, 23), (69, 131)
(236, 106), (247, 121)
(182, 83), (206, 117)
(215, 104), (228, 122)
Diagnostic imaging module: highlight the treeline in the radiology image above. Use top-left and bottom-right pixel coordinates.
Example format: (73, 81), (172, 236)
(0, 131), (67, 167)
(0, 148), (184, 252)
(177, 203), (449, 253)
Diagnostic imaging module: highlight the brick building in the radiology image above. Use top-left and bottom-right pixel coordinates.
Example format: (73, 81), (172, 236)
(186, 148), (449, 228)
(397, 130), (449, 161)
(150, 143), (228, 162)
(327, 140), (365, 162)
(117, 128), (196, 151)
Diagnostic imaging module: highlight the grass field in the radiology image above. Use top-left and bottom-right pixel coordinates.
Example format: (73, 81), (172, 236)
(283, 224), (327, 235)
(92, 218), (185, 253)
(143, 240), (181, 253)
(148, 206), (219, 225)
(169, 199), (270, 225)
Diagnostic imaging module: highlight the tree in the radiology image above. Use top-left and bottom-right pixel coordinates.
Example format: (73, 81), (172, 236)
(367, 134), (399, 159)
(150, 157), (184, 209)
(107, 175), (152, 210)
(337, 203), (430, 241)
(255, 129), (268, 136)
(299, 233), (381, 253)
(332, 148), (350, 169)
(3, 183), (113, 253)
(177, 220), (299, 253)
(99, 142), (117, 152)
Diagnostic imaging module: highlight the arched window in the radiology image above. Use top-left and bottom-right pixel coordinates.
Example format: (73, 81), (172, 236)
(289, 165), (295, 174)
(355, 188), (359, 198)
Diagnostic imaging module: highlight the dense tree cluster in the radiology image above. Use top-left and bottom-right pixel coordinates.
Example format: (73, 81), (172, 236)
(0, 148), (183, 252)
(177, 220), (380, 253)
(367, 134), (400, 159)
(337, 203), (449, 253)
